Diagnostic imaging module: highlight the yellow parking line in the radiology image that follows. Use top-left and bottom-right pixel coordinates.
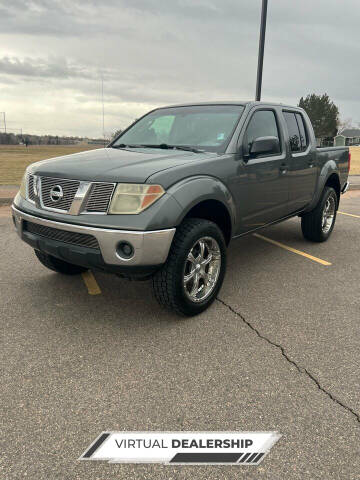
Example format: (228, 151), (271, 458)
(81, 270), (102, 295)
(253, 233), (332, 266)
(338, 211), (360, 219)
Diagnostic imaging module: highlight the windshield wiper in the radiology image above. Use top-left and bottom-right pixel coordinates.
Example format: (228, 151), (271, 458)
(139, 144), (204, 153)
(112, 143), (204, 153)
(111, 143), (144, 149)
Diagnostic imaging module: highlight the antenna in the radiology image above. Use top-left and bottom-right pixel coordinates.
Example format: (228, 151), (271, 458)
(101, 74), (105, 146)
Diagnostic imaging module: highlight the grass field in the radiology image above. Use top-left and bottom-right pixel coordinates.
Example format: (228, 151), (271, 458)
(0, 144), (359, 185)
(0, 145), (101, 185)
(350, 146), (360, 174)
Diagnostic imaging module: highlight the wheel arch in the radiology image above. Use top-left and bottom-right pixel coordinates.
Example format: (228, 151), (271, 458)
(325, 173), (341, 204)
(183, 199), (232, 245)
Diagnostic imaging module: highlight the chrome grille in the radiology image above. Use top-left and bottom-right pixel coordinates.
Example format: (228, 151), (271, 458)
(40, 176), (80, 212)
(84, 182), (115, 213)
(25, 221), (99, 249)
(28, 174), (36, 202)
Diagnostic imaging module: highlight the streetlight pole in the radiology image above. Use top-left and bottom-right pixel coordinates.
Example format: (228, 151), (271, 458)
(255, 0), (268, 101)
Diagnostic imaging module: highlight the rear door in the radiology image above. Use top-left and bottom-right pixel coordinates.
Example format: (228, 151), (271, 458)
(283, 110), (317, 211)
(235, 107), (290, 233)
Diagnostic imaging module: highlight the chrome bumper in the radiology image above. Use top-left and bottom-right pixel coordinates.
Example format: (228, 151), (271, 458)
(12, 205), (175, 266)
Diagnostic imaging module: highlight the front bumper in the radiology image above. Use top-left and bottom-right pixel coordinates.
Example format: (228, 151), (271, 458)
(12, 205), (175, 271)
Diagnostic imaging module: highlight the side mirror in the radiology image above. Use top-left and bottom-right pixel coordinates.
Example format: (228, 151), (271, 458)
(250, 136), (280, 156)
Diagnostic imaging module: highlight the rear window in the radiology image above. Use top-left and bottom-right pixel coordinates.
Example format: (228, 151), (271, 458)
(283, 111), (308, 152)
(295, 113), (308, 150)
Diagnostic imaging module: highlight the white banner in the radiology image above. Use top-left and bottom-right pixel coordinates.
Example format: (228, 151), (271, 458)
(80, 431), (281, 465)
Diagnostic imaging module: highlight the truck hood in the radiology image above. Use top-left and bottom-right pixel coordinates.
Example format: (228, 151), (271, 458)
(30, 147), (212, 184)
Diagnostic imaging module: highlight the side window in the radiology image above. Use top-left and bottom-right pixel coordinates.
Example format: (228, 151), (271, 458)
(283, 112), (301, 152)
(244, 110), (280, 154)
(295, 113), (308, 151)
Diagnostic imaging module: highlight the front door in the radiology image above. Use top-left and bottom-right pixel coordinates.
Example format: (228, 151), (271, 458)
(235, 108), (290, 234)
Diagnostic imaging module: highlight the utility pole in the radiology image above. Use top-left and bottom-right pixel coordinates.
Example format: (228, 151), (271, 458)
(255, 0), (268, 101)
(0, 112), (6, 133)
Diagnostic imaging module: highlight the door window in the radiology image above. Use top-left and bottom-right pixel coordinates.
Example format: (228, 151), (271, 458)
(283, 112), (301, 152)
(284, 111), (308, 152)
(244, 110), (280, 154)
(295, 113), (308, 150)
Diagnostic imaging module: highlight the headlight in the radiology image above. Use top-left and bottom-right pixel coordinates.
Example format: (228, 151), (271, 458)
(109, 183), (165, 214)
(19, 171), (28, 199)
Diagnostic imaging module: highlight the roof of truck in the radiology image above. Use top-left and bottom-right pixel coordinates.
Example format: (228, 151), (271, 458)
(158, 101), (301, 109)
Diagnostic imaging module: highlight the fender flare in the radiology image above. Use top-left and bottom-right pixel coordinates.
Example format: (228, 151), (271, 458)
(304, 160), (340, 213)
(167, 175), (236, 232)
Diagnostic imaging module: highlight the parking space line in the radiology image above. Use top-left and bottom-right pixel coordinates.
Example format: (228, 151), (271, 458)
(81, 271), (102, 295)
(253, 233), (332, 266)
(338, 211), (360, 219)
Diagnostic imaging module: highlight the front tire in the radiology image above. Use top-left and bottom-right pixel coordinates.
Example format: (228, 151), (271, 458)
(152, 218), (227, 316)
(34, 250), (88, 275)
(301, 186), (338, 242)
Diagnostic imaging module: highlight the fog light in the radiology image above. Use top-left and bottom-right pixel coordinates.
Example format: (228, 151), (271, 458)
(117, 241), (134, 259)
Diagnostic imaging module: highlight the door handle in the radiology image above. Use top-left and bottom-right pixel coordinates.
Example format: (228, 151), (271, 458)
(279, 163), (288, 174)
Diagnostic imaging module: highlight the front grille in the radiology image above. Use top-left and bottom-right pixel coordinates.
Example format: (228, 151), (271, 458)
(84, 182), (115, 213)
(25, 221), (100, 249)
(28, 174), (36, 202)
(40, 176), (80, 212)
(26, 175), (115, 214)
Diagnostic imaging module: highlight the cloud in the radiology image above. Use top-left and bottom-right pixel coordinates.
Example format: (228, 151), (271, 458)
(1, 0), (360, 137)
(0, 56), (96, 79)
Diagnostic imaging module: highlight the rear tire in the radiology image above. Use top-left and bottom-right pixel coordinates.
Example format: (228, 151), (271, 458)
(152, 218), (227, 316)
(34, 250), (88, 275)
(301, 186), (338, 242)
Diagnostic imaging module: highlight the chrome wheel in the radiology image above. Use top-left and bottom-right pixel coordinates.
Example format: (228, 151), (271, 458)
(322, 195), (336, 234)
(183, 236), (221, 303)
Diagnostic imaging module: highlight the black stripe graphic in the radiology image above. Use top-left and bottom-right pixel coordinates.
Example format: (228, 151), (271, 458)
(251, 452), (265, 463)
(82, 433), (110, 458)
(238, 452), (252, 463)
(170, 453), (242, 463)
(246, 452), (260, 463)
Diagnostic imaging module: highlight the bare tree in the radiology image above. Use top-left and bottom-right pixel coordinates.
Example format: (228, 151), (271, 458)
(338, 118), (353, 132)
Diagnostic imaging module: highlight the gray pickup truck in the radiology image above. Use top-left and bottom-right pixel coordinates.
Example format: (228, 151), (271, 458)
(12, 102), (350, 315)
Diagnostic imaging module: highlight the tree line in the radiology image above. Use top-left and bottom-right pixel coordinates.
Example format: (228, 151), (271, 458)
(0, 132), (107, 146)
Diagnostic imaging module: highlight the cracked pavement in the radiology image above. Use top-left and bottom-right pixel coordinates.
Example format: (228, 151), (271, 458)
(216, 298), (360, 426)
(1, 192), (360, 479)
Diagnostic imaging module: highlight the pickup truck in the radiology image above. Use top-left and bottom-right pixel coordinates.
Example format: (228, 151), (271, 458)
(12, 102), (350, 316)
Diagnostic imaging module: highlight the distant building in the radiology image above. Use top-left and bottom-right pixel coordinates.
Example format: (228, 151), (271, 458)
(334, 128), (360, 146)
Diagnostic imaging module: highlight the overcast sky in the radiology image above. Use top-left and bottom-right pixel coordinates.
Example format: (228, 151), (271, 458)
(1, 0), (359, 137)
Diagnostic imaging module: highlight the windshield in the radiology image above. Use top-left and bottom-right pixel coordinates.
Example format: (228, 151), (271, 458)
(112, 105), (244, 153)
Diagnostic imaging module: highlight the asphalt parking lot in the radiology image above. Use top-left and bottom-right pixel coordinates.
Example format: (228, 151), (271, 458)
(1, 191), (359, 480)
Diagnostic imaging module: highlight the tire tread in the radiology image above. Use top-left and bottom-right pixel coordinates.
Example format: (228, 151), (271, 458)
(301, 186), (337, 242)
(152, 218), (225, 316)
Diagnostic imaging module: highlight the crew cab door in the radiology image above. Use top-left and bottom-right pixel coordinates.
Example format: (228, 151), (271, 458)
(282, 110), (317, 211)
(235, 107), (290, 233)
